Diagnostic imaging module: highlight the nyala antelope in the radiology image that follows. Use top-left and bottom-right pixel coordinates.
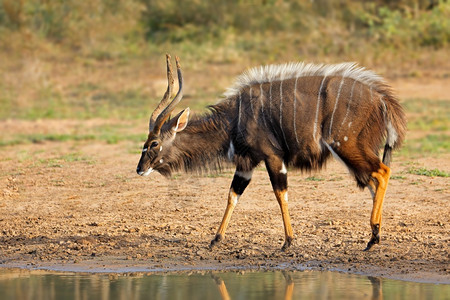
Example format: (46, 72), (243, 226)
(137, 55), (406, 251)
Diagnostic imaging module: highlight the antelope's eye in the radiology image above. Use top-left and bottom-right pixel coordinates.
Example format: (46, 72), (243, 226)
(150, 141), (159, 148)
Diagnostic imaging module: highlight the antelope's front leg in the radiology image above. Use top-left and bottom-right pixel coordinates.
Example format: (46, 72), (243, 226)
(265, 157), (294, 251)
(210, 169), (253, 248)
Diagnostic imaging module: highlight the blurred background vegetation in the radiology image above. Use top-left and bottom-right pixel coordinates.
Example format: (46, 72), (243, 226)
(0, 0), (448, 156)
(1, 0), (448, 62)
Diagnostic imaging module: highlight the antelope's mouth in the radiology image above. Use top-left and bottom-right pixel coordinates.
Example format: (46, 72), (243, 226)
(137, 167), (154, 176)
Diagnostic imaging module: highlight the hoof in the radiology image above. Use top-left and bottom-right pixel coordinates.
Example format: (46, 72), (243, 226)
(363, 237), (379, 251)
(281, 236), (293, 252)
(364, 225), (380, 251)
(209, 234), (223, 249)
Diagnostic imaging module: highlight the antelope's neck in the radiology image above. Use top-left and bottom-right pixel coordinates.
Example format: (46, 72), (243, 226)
(175, 110), (231, 162)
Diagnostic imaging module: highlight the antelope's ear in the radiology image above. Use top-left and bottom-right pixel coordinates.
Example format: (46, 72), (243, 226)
(170, 108), (190, 133)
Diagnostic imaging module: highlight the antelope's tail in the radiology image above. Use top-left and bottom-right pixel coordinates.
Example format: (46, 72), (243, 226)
(381, 91), (407, 167)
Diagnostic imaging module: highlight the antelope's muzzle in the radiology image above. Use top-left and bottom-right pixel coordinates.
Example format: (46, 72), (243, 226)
(136, 165), (154, 176)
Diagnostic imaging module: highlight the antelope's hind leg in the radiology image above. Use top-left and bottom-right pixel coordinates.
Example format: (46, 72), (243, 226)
(365, 162), (391, 251)
(210, 168), (253, 248)
(265, 157), (294, 251)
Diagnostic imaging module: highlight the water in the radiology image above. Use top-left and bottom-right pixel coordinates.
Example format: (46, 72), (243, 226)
(0, 269), (448, 300)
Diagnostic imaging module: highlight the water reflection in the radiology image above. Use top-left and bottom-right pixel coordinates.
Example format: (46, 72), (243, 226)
(211, 271), (382, 300)
(0, 269), (448, 300)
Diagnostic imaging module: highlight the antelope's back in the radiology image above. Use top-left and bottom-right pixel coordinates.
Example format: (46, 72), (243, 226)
(221, 62), (406, 169)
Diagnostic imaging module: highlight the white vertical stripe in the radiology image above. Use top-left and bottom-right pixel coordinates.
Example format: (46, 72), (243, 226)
(279, 80), (283, 128)
(259, 83), (265, 112)
(313, 76), (327, 141)
(340, 79), (357, 128)
(322, 140), (351, 173)
(269, 81), (273, 118)
(279, 81), (290, 151)
(260, 83), (268, 128)
(238, 92), (242, 128)
(328, 77), (345, 137)
(249, 86), (256, 120)
(359, 81), (364, 101)
(369, 86), (373, 102)
(293, 76), (300, 146)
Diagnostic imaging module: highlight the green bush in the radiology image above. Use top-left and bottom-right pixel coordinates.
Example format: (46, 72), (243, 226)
(1, 0), (448, 56)
(356, 2), (450, 49)
(140, 0), (450, 51)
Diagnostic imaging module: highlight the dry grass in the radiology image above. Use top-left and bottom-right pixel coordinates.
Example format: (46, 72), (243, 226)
(0, 0), (448, 159)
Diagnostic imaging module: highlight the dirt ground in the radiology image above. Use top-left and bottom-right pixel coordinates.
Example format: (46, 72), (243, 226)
(0, 79), (449, 284)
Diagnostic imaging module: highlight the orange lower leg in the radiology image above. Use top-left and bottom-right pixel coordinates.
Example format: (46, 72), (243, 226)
(210, 188), (238, 248)
(275, 190), (294, 251)
(365, 163), (391, 251)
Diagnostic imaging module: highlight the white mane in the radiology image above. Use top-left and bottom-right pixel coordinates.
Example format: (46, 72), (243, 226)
(223, 62), (385, 98)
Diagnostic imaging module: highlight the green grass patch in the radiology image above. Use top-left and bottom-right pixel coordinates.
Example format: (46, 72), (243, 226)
(390, 175), (407, 180)
(0, 134), (96, 147)
(305, 176), (325, 182)
(407, 167), (449, 177)
(0, 129), (147, 147)
(404, 98), (449, 132)
(37, 152), (94, 168)
(399, 134), (449, 157)
(1, 88), (154, 121)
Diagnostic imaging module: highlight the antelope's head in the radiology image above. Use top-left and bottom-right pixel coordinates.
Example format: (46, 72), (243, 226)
(136, 55), (190, 177)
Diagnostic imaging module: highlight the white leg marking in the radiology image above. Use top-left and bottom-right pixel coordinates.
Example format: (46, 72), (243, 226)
(279, 80), (290, 151)
(227, 142), (235, 161)
(328, 77), (345, 137)
(230, 192), (240, 206)
(280, 162), (287, 174)
(313, 76), (328, 141)
(284, 192), (288, 203)
(293, 76), (300, 146)
(236, 170), (253, 181)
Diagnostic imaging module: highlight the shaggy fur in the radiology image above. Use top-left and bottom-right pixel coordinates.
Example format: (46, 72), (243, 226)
(138, 61), (406, 189)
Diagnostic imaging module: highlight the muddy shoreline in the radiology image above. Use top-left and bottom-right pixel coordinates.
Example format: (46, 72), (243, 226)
(1, 257), (449, 284)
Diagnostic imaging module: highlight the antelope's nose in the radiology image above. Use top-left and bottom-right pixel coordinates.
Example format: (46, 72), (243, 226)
(136, 166), (144, 176)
